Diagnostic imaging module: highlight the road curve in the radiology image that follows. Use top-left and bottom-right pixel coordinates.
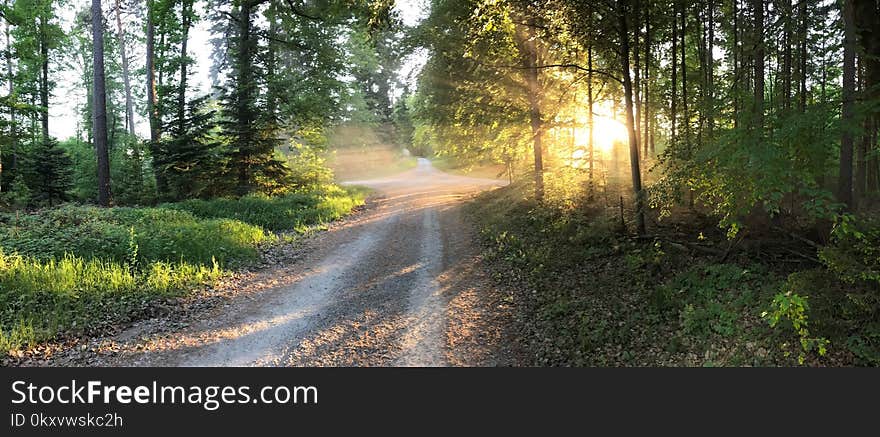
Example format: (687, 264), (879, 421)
(103, 158), (510, 367)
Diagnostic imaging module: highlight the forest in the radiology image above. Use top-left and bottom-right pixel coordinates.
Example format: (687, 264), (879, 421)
(0, 0), (879, 366)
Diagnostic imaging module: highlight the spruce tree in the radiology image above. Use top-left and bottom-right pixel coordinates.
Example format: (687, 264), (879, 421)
(22, 138), (73, 206)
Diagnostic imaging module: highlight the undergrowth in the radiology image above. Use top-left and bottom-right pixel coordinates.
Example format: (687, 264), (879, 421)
(0, 185), (366, 353)
(470, 178), (879, 366)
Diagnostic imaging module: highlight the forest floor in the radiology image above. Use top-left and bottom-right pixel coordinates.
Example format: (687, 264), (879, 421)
(469, 179), (879, 366)
(9, 159), (523, 367)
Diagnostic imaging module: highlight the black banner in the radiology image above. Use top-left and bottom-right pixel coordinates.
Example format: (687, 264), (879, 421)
(2, 368), (876, 435)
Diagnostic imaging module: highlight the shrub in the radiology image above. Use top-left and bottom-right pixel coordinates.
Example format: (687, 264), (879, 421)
(763, 290), (830, 365)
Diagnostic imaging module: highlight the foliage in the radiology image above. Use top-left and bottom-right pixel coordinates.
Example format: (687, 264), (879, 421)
(153, 96), (225, 201)
(0, 248), (222, 353)
(764, 291), (830, 365)
(166, 185), (366, 233)
(20, 138), (73, 206)
(0, 185), (365, 353)
(469, 177), (865, 366)
(819, 214), (880, 285)
(0, 204), (272, 265)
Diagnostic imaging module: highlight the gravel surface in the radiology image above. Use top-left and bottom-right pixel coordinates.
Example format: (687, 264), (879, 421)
(19, 159), (521, 367)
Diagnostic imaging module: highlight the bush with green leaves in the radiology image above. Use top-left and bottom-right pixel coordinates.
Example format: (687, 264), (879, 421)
(819, 214), (880, 285)
(763, 290), (830, 365)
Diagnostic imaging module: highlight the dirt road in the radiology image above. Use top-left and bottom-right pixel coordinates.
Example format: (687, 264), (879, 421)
(66, 158), (515, 367)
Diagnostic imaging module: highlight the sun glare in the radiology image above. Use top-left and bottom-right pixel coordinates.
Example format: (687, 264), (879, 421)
(559, 102), (629, 169)
(583, 116), (628, 153)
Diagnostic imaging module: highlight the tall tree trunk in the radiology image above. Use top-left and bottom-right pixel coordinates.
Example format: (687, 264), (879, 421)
(839, 0), (856, 209)
(680, 2), (688, 143)
(752, 0), (764, 130)
(177, 0), (192, 133)
(588, 44), (595, 194)
(618, 0), (646, 235)
(671, 4), (677, 144)
(114, 0), (135, 138)
(146, 0), (164, 194)
(39, 15), (49, 144)
(698, 6), (707, 141)
(266, 2), (278, 117)
(798, 0), (808, 112)
(526, 24), (544, 201)
(146, 1), (159, 141)
(644, 0), (651, 156)
(92, 0), (112, 206)
(236, 0), (255, 194)
(783, 0), (792, 112)
(706, 0), (714, 136)
(853, 0), (880, 195)
(733, 0), (739, 128)
(633, 0), (642, 150)
(2, 5), (14, 191)
(855, 62), (867, 199)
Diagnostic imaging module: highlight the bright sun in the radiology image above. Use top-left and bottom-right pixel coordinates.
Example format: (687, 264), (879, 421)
(582, 116), (628, 153)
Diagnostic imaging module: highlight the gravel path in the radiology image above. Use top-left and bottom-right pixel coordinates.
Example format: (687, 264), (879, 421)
(31, 158), (519, 367)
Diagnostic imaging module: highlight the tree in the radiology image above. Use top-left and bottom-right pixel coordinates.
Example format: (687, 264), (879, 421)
(113, 0), (135, 138)
(92, 0), (111, 206)
(839, 0), (855, 208)
(22, 137), (72, 205)
(617, 0), (646, 234)
(515, 17), (545, 201)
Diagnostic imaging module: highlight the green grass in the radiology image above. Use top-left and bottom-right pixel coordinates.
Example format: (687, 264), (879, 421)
(166, 186), (368, 232)
(431, 156), (507, 180)
(0, 205), (272, 265)
(0, 185), (366, 354)
(0, 249), (222, 352)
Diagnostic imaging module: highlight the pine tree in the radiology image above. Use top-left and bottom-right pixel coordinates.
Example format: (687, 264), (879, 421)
(155, 96), (224, 200)
(217, 0), (288, 196)
(22, 137), (72, 206)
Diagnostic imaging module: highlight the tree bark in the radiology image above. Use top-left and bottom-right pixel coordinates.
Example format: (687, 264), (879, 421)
(633, 0), (641, 150)
(92, 0), (112, 206)
(680, 2), (688, 143)
(238, 0), (252, 193)
(853, 0), (880, 195)
(588, 43), (595, 194)
(783, 0), (792, 112)
(146, 0), (160, 142)
(520, 20), (544, 201)
(732, 0), (739, 128)
(643, 0), (651, 156)
(671, 4), (677, 143)
(707, 0), (714, 136)
(146, 0), (165, 194)
(177, 0), (192, 133)
(113, 0), (136, 138)
(752, 0), (764, 130)
(2, 5), (14, 191)
(839, 0), (856, 208)
(798, 0), (808, 112)
(618, 0), (646, 235)
(39, 15), (49, 144)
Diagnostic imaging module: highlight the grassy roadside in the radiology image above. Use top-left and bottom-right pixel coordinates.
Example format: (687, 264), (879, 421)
(0, 186), (367, 354)
(328, 149), (418, 182)
(431, 157), (508, 180)
(468, 180), (879, 366)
